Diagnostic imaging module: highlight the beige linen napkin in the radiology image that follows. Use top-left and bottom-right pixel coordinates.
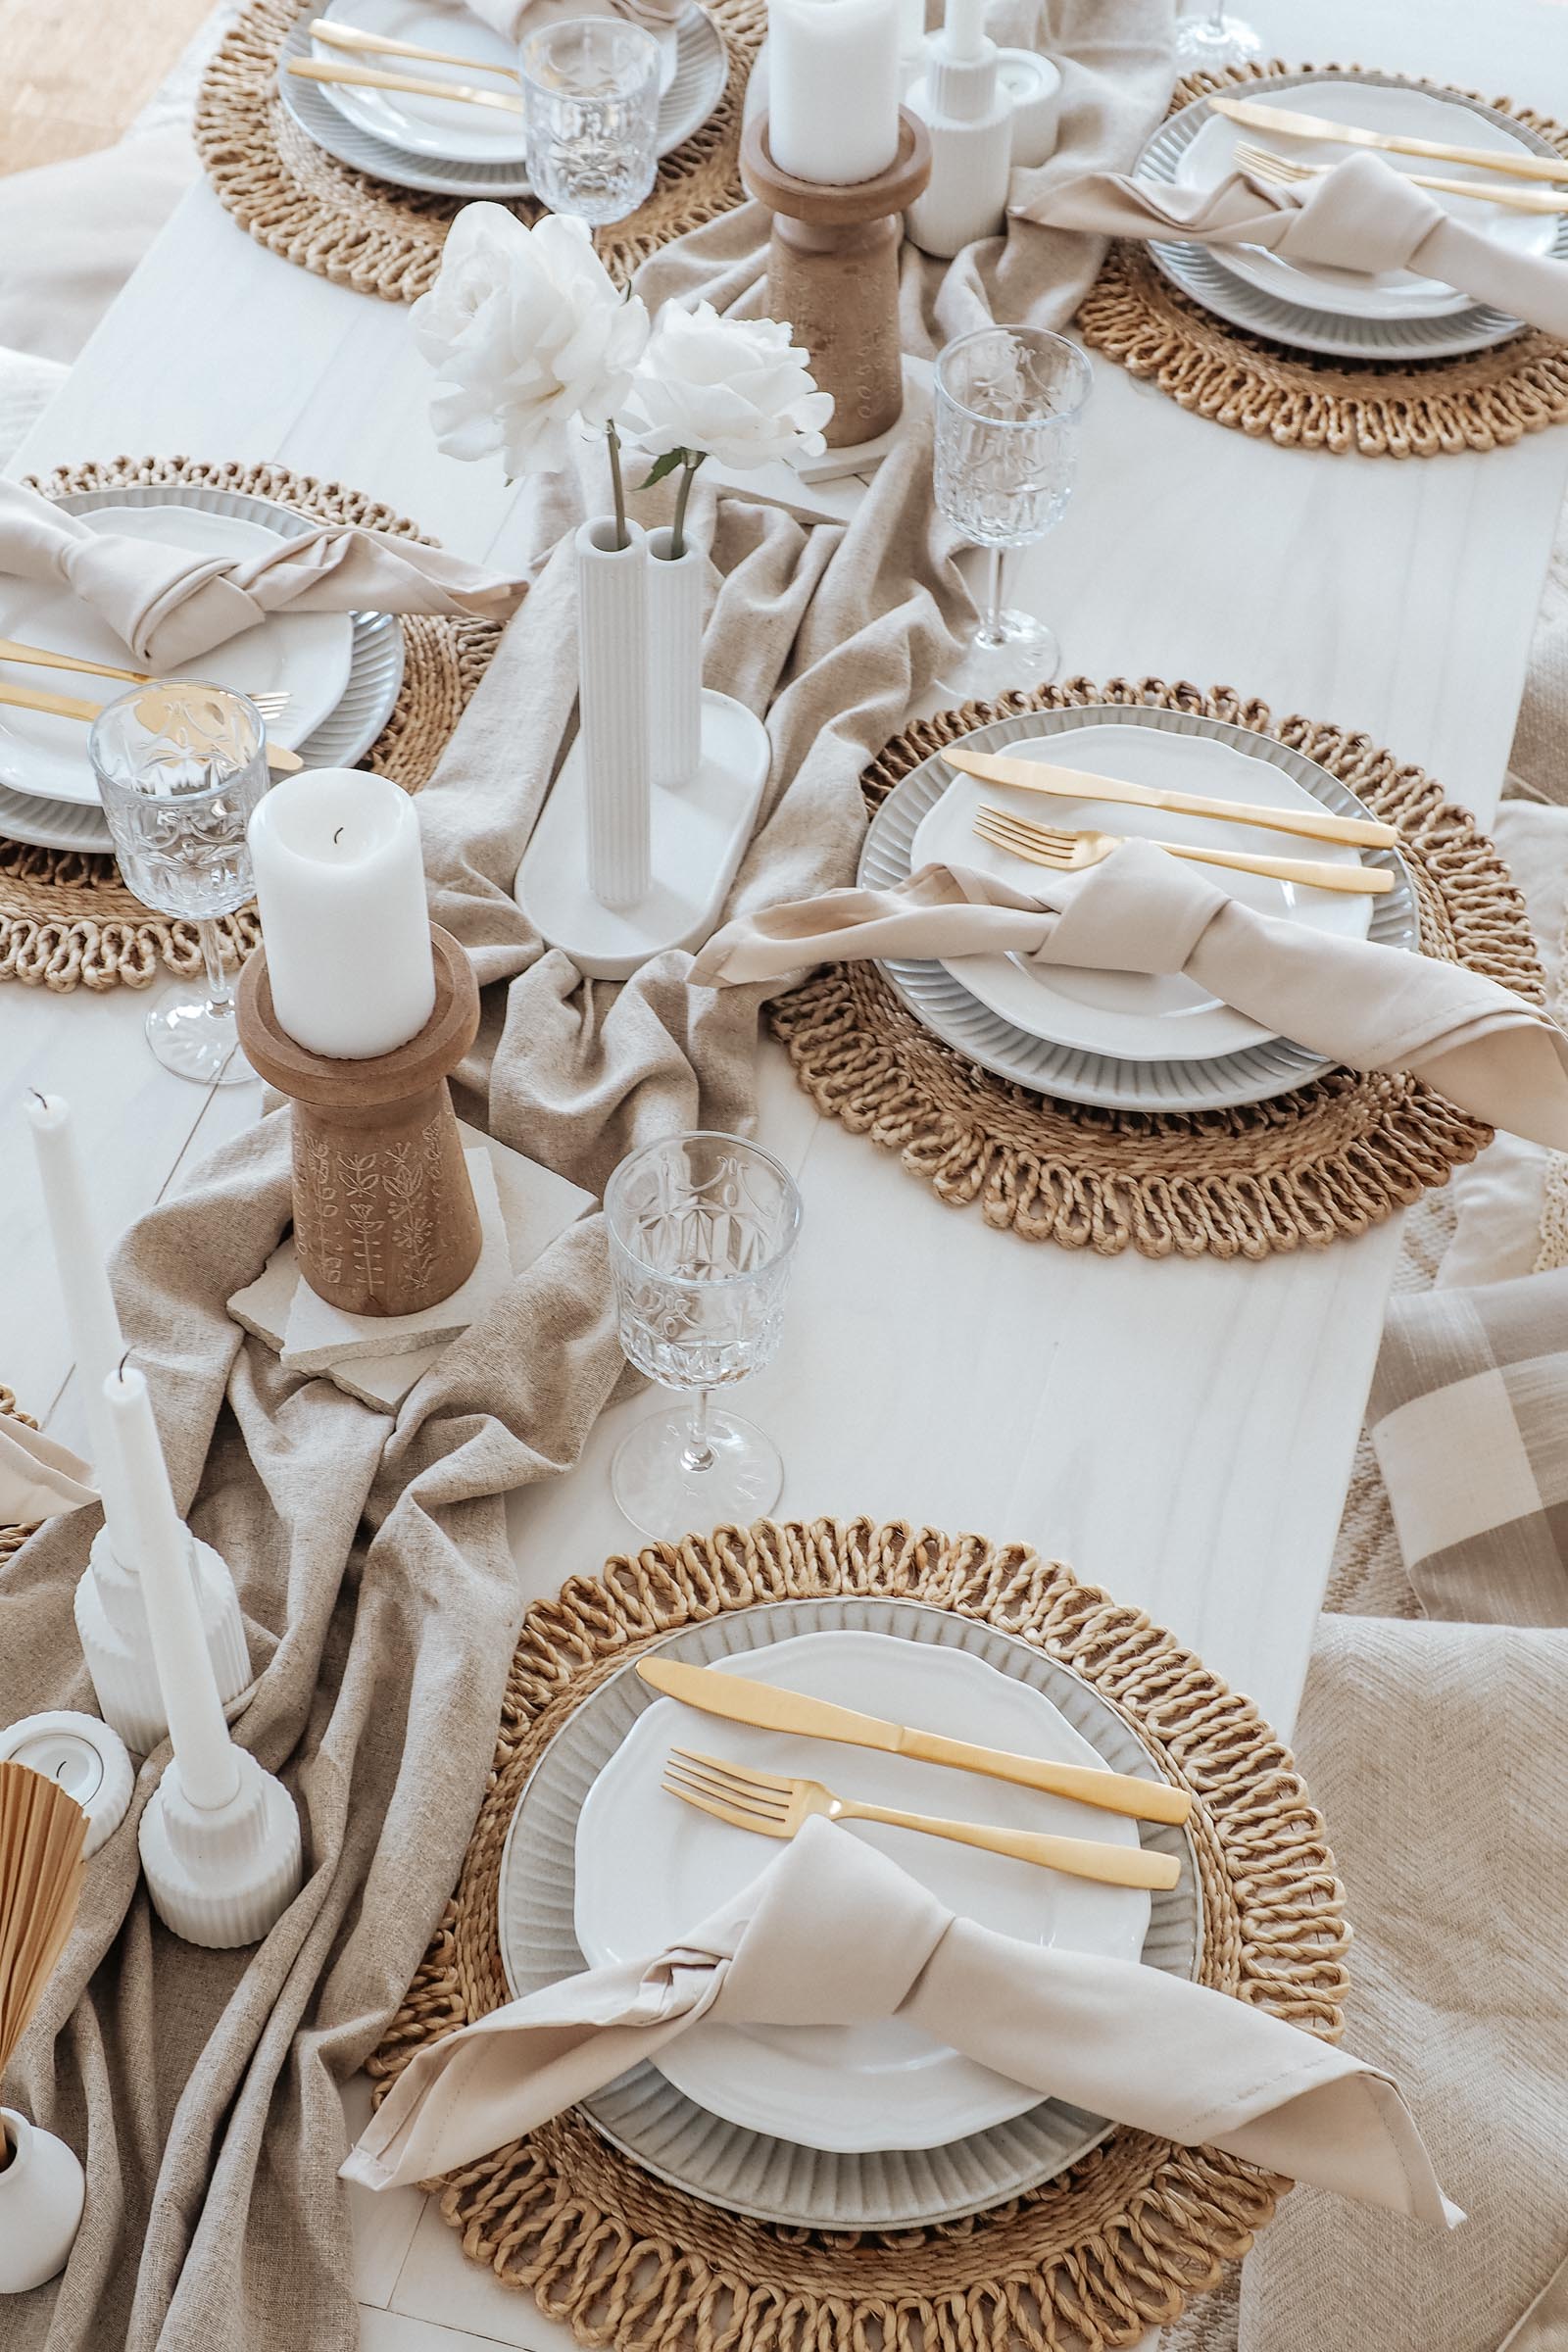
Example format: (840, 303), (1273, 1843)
(689, 851), (1568, 1149)
(1033, 151), (1568, 340)
(466, 0), (681, 42)
(343, 1812), (1456, 2222)
(0, 476), (526, 670)
(0, 1417), (95, 1524)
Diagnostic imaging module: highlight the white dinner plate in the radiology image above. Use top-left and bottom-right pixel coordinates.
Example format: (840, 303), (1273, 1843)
(0, 505), (354, 808)
(312, 0), (677, 168)
(573, 1628), (1151, 2153)
(908, 722), (1374, 1063)
(1175, 76), (1557, 322)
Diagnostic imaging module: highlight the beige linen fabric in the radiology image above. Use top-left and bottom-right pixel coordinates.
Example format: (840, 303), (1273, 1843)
(0, 1418), (95, 1523)
(0, 131), (198, 366)
(1237, 1617), (1568, 2352)
(690, 852), (1568, 1149)
(0, 476), (527, 668)
(1037, 153), (1568, 340)
(466, 0), (682, 37)
(346, 1812), (1454, 2224)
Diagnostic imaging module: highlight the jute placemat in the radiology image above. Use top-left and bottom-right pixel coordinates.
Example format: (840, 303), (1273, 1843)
(1077, 62), (1568, 457)
(194, 0), (764, 305)
(368, 1516), (1347, 2351)
(768, 677), (1542, 1261)
(0, 456), (502, 995)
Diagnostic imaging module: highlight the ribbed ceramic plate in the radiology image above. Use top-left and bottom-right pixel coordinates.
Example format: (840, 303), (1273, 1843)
(1138, 71), (1568, 361)
(3, 484), (404, 854)
(277, 2), (727, 198)
(498, 1595), (1201, 2230)
(860, 702), (1418, 1112)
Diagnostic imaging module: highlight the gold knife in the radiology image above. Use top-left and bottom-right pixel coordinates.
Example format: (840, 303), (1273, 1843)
(942, 744), (1398, 851)
(1208, 93), (1568, 186)
(637, 1655), (1193, 1827)
(0, 678), (303, 774)
(286, 58), (524, 115)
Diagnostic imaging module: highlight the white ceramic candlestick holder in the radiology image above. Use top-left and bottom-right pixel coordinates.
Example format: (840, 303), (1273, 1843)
(75, 1526), (250, 1758)
(139, 1745), (302, 1949)
(0, 2110), (85, 2293)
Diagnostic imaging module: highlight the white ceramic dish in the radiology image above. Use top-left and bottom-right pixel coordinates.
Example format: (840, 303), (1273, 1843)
(1176, 76), (1557, 322)
(312, 0), (677, 169)
(574, 1628), (1151, 2153)
(1138, 72), (1568, 363)
(280, 1), (725, 198)
(499, 1594), (1201, 2229)
(0, 505), (354, 808)
(858, 702), (1419, 1112)
(909, 721), (1373, 1063)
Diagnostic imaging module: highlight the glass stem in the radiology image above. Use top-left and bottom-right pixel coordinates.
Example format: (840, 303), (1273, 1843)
(980, 544), (1006, 647)
(681, 1388), (716, 1476)
(198, 918), (234, 1017)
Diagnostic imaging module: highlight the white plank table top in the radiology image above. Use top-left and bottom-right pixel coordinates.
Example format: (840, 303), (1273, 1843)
(4, 1), (1568, 2342)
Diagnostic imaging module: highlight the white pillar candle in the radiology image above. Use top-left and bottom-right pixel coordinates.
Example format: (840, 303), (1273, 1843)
(769, 0), (903, 185)
(103, 1366), (240, 1814)
(246, 769), (436, 1060)
(24, 1093), (135, 1549)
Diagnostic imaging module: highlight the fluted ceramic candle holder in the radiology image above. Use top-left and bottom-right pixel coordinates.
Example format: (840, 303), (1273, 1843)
(75, 1527), (250, 1757)
(741, 109), (932, 449)
(236, 925), (482, 1319)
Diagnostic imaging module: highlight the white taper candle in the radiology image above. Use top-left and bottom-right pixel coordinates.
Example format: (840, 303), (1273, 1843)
(24, 1093), (135, 1548)
(769, 0), (903, 185)
(103, 1366), (240, 1813)
(246, 769), (436, 1059)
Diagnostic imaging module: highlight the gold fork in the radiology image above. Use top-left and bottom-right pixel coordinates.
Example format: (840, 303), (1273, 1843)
(287, 57), (524, 114)
(0, 679), (303, 773)
(309, 17), (521, 81)
(1233, 137), (1568, 217)
(663, 1749), (1181, 1890)
(974, 804), (1394, 896)
(0, 638), (290, 720)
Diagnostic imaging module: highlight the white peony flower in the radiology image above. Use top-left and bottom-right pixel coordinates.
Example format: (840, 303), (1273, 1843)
(412, 205), (650, 479)
(622, 302), (834, 472)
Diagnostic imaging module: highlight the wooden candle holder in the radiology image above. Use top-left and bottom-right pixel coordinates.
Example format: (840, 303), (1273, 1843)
(741, 110), (932, 450)
(236, 925), (483, 1319)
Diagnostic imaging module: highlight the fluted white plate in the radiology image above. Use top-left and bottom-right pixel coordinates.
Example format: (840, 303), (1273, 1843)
(0, 484), (404, 854)
(860, 703), (1418, 1112)
(279, 1), (726, 198)
(1140, 71), (1568, 361)
(498, 1595), (1200, 2230)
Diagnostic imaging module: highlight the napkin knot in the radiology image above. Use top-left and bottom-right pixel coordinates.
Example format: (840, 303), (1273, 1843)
(714, 1816), (952, 2025)
(1270, 150), (1447, 277)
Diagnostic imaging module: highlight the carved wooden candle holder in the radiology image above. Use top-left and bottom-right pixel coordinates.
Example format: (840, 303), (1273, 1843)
(741, 109), (932, 450)
(236, 924), (482, 1319)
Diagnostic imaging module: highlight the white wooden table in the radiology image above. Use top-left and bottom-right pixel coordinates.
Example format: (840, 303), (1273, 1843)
(4, 0), (1567, 2341)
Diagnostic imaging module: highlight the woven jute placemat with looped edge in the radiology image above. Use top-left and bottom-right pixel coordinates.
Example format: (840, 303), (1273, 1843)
(194, 0), (764, 305)
(1076, 62), (1568, 456)
(767, 677), (1543, 1261)
(0, 457), (502, 994)
(369, 1517), (1347, 2352)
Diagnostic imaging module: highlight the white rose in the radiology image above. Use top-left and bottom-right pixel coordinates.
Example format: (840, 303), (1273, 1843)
(622, 302), (834, 471)
(412, 205), (650, 479)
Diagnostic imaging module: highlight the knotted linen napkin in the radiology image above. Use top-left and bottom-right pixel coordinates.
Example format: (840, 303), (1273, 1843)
(688, 848), (1568, 1151)
(1031, 150), (1568, 340)
(343, 1813), (1458, 2222)
(0, 477), (527, 670)
(466, 0), (681, 43)
(0, 1416), (94, 1526)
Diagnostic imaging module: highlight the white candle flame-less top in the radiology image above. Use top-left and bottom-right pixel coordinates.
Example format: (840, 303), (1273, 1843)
(246, 769), (436, 1060)
(768, 0), (903, 184)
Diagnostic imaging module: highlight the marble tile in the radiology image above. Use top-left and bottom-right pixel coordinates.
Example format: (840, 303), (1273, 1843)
(389, 2196), (580, 2352)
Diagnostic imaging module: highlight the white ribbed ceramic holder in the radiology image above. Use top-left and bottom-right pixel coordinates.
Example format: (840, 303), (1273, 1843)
(138, 1746), (302, 1949)
(647, 525), (705, 789)
(0, 1710), (134, 1858)
(74, 1525), (250, 1757)
(578, 514), (651, 906)
(0, 2111), (85, 2294)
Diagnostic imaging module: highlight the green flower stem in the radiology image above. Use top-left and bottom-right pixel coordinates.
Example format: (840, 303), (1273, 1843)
(606, 421), (628, 551)
(670, 452), (706, 562)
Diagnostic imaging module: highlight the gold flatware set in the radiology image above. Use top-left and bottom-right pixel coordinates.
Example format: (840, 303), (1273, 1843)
(0, 639), (301, 773)
(973, 803), (1395, 895)
(288, 20), (526, 113)
(1232, 137), (1568, 218)
(637, 1653), (1191, 1886)
(1208, 91), (1568, 186)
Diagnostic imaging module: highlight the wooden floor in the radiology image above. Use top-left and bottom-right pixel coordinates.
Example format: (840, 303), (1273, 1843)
(0, 0), (216, 175)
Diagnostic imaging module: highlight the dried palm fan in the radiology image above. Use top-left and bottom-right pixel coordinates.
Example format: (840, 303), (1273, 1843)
(0, 1762), (88, 2165)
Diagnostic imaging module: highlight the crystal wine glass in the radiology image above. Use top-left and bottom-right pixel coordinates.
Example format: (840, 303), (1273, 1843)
(933, 324), (1093, 697)
(89, 681), (271, 1086)
(605, 1131), (804, 1539)
(518, 18), (662, 226)
(1174, 2), (1260, 71)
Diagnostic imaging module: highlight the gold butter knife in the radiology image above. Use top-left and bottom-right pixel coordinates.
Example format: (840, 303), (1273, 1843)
(1208, 93), (1568, 186)
(286, 58), (524, 115)
(942, 744), (1398, 851)
(637, 1655), (1193, 1827)
(0, 678), (303, 774)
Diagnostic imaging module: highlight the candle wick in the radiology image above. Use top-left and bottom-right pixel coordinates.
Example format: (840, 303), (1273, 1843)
(28, 1087), (48, 1108)
(333, 827), (344, 845)
(117, 1350), (129, 1382)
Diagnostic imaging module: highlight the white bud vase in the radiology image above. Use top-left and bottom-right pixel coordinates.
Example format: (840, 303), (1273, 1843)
(646, 525), (705, 790)
(0, 2110), (85, 2293)
(577, 516), (650, 908)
